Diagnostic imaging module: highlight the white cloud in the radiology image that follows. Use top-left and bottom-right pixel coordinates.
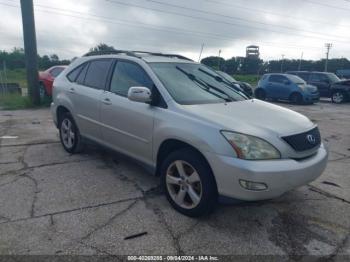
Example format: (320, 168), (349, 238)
(1, 0), (350, 60)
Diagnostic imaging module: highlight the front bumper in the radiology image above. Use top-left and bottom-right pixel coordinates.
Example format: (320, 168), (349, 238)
(303, 92), (320, 103)
(206, 144), (328, 201)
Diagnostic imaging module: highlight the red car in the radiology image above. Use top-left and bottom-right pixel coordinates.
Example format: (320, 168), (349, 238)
(39, 66), (67, 97)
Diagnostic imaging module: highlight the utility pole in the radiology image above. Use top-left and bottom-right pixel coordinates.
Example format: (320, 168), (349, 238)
(20, 0), (40, 105)
(325, 43), (332, 72)
(280, 54), (285, 73)
(218, 49), (222, 70)
(298, 52), (303, 71)
(198, 43), (204, 63)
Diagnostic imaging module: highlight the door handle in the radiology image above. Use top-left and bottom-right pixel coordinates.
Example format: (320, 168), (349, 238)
(69, 87), (75, 93)
(102, 98), (112, 105)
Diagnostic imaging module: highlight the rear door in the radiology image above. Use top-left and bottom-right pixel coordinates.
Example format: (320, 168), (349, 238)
(309, 73), (331, 97)
(69, 59), (113, 140)
(100, 59), (155, 165)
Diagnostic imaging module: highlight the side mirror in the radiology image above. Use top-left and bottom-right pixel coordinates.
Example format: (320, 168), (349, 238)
(283, 80), (291, 85)
(128, 86), (152, 103)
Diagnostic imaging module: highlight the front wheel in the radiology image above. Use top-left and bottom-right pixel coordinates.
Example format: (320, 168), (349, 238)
(161, 149), (218, 217)
(332, 91), (345, 104)
(59, 113), (84, 153)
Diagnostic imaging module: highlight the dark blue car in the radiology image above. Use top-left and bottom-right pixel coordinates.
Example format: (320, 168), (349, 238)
(255, 73), (320, 104)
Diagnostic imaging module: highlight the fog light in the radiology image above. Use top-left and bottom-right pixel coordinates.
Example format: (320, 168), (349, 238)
(239, 180), (268, 191)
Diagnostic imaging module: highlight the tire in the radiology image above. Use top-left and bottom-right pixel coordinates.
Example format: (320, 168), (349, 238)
(332, 91), (345, 104)
(289, 93), (303, 104)
(161, 148), (218, 217)
(255, 89), (266, 100)
(59, 112), (84, 153)
(39, 83), (48, 100)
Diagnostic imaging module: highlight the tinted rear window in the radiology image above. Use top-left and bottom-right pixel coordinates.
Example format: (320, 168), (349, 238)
(84, 59), (113, 89)
(50, 67), (64, 77)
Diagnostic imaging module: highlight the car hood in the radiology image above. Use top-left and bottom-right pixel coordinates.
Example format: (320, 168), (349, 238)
(182, 99), (314, 137)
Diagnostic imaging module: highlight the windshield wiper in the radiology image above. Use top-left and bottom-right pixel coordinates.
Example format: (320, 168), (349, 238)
(198, 68), (249, 98)
(176, 66), (233, 102)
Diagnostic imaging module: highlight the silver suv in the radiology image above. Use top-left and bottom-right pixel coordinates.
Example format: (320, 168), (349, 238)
(51, 51), (328, 217)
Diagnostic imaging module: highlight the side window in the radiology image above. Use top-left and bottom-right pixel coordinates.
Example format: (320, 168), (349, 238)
(67, 64), (85, 82)
(76, 64), (89, 85)
(50, 67), (64, 77)
(297, 73), (309, 81)
(311, 74), (328, 82)
(269, 75), (286, 83)
(110, 61), (153, 97)
(84, 59), (113, 90)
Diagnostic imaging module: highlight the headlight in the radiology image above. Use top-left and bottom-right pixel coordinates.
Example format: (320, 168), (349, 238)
(221, 131), (281, 160)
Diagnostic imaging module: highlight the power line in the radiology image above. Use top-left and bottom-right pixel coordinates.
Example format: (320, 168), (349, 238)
(303, 0), (350, 12)
(204, 0), (350, 28)
(3, 0), (350, 44)
(104, 0), (350, 43)
(143, 0), (348, 39)
(0, 1), (327, 51)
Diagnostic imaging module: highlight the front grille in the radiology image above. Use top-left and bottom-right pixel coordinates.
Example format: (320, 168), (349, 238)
(282, 127), (321, 152)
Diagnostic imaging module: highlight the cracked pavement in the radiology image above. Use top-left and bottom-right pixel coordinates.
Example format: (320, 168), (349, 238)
(0, 101), (349, 259)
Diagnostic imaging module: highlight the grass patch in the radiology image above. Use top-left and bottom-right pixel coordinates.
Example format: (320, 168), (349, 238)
(234, 74), (259, 87)
(0, 93), (52, 110)
(0, 93), (33, 110)
(3, 68), (27, 88)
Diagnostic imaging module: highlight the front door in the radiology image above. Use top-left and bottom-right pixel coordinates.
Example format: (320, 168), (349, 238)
(267, 75), (288, 99)
(100, 60), (155, 165)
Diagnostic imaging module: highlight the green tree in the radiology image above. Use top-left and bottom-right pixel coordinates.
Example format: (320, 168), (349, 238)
(89, 43), (116, 53)
(201, 56), (225, 71)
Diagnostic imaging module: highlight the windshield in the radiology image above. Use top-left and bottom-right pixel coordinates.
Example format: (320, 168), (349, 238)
(287, 74), (306, 84)
(216, 71), (238, 83)
(149, 63), (248, 105)
(327, 73), (341, 83)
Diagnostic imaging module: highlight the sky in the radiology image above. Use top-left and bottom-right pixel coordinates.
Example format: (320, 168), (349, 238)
(1, 0), (350, 61)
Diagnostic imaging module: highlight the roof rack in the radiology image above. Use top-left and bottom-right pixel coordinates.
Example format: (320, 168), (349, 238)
(83, 50), (193, 61)
(83, 50), (138, 57)
(132, 51), (193, 61)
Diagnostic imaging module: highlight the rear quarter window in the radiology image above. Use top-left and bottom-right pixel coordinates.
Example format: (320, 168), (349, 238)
(67, 64), (85, 82)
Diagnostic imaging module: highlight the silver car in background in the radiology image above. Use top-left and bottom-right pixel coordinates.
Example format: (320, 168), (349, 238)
(51, 51), (328, 217)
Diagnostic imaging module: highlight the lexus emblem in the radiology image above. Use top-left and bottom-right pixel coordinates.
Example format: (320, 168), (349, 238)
(306, 134), (316, 145)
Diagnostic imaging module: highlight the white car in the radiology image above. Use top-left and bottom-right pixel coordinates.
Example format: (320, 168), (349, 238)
(51, 51), (328, 217)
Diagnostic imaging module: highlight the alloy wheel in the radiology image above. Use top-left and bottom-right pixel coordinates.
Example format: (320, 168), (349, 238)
(60, 118), (75, 149)
(166, 160), (202, 209)
(332, 92), (344, 104)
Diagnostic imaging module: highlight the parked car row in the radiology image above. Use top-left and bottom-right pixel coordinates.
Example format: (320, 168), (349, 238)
(255, 71), (350, 104)
(40, 65), (348, 105)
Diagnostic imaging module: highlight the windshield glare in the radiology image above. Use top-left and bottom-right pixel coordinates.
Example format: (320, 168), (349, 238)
(150, 63), (248, 105)
(216, 71), (237, 83)
(287, 75), (306, 84)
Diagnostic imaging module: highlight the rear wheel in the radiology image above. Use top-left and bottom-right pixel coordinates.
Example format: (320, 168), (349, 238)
(161, 149), (217, 217)
(290, 93), (303, 104)
(332, 91), (345, 104)
(255, 89), (266, 100)
(59, 113), (84, 153)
